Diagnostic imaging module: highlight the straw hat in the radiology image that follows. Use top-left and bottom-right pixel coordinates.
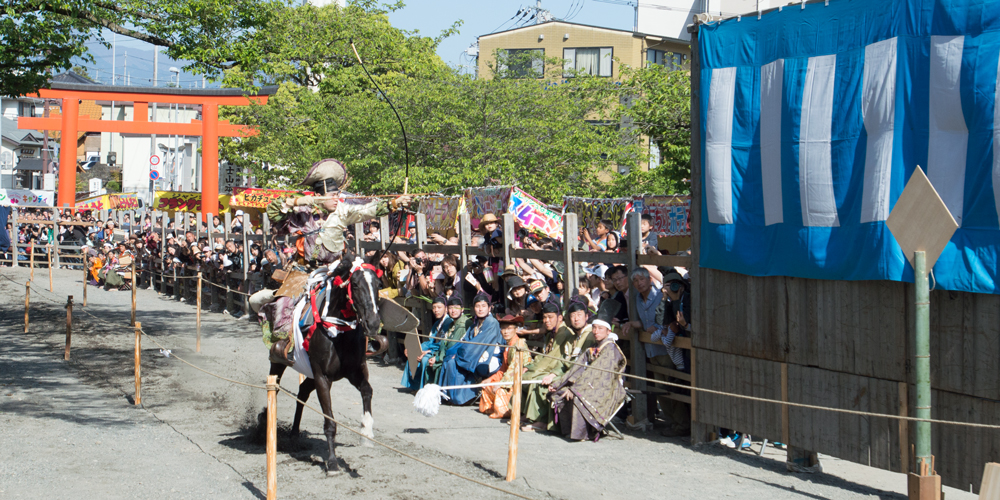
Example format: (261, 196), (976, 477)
(478, 213), (499, 232)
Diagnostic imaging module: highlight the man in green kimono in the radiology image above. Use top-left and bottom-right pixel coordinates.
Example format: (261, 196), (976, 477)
(520, 300), (595, 432)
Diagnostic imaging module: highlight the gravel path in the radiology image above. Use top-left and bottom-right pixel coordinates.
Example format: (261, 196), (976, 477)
(0, 267), (978, 499)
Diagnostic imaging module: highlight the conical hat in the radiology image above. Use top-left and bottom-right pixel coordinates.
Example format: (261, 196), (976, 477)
(301, 158), (348, 190)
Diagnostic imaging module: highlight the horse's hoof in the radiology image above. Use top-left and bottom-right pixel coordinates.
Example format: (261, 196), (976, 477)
(361, 437), (374, 448)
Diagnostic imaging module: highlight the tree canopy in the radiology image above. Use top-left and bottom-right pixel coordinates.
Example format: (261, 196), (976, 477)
(0, 0), (287, 96)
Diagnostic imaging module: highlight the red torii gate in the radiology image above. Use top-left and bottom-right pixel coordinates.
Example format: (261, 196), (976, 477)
(19, 82), (271, 215)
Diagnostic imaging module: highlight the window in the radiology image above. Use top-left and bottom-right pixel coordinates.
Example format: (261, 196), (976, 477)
(498, 49), (545, 79)
(647, 49), (687, 69)
(563, 47), (613, 77)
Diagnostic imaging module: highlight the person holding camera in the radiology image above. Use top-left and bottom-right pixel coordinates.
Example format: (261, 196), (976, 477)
(405, 249), (434, 298)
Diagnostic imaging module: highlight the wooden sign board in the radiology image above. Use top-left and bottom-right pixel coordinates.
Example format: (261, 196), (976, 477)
(886, 167), (958, 273)
(404, 331), (422, 378)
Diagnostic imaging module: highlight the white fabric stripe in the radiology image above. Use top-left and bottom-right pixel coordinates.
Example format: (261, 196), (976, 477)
(706, 67), (737, 225)
(927, 35), (968, 226)
(799, 54), (840, 227)
(860, 37), (897, 223)
(994, 53), (1000, 225)
(760, 59), (784, 226)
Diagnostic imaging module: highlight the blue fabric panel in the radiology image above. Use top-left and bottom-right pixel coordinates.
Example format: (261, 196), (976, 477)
(698, 0), (1000, 294)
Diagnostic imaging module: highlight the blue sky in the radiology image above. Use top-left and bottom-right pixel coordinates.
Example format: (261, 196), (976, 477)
(388, 0), (635, 72)
(70, 1), (634, 86)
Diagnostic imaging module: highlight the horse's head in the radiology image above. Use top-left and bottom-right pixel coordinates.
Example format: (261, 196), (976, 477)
(328, 250), (381, 337)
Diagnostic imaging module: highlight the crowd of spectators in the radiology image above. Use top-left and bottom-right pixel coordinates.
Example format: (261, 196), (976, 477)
(2, 206), (696, 441)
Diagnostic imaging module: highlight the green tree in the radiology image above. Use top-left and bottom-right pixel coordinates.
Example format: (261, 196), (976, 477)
(607, 62), (692, 196)
(0, 0), (287, 96)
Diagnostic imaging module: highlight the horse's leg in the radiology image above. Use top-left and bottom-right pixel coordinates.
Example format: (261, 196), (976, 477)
(268, 362), (287, 384)
(291, 377), (315, 438)
(347, 364), (374, 447)
(313, 375), (340, 476)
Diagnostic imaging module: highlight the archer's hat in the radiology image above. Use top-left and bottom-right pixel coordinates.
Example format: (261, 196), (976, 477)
(302, 158), (349, 195)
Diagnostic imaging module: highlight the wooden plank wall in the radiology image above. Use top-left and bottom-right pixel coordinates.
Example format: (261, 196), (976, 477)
(695, 267), (1000, 492)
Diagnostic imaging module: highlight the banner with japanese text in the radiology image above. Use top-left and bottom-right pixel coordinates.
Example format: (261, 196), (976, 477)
(108, 193), (140, 211)
(639, 195), (690, 237)
(75, 194), (109, 211)
(562, 196), (633, 234)
(0, 189), (54, 207)
(153, 191), (231, 214)
(465, 186), (512, 220)
(509, 187), (563, 241)
(230, 187), (298, 209)
(418, 196), (463, 232)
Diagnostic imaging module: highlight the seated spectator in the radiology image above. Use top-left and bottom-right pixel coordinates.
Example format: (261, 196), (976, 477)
(548, 318), (627, 441)
(605, 265), (631, 325)
(653, 270), (692, 436)
(641, 213), (658, 250)
(480, 314), (534, 419)
(504, 275), (528, 317)
(402, 296), (454, 391)
(404, 249), (434, 298)
(521, 300), (595, 432)
(438, 293), (504, 405)
(423, 295), (470, 384)
(581, 219), (613, 251)
(377, 251), (405, 299)
(577, 276), (598, 310)
(434, 255), (461, 298)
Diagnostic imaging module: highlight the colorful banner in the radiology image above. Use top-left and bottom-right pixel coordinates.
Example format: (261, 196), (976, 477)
(639, 195), (690, 237)
(230, 187), (299, 208)
(108, 192), (140, 210)
(465, 186), (512, 220)
(75, 194), (109, 211)
(153, 191), (231, 214)
(562, 196), (633, 234)
(509, 187), (563, 241)
(0, 189), (54, 207)
(418, 196), (464, 232)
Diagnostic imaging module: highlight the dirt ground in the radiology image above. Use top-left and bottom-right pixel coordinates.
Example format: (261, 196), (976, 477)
(0, 266), (979, 500)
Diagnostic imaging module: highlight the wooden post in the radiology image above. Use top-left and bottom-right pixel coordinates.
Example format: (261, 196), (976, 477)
(562, 213), (578, 311)
(52, 207), (61, 269)
(459, 213), (472, 306)
(415, 212), (427, 250)
(900, 381), (910, 475)
(354, 222), (364, 255)
(626, 211), (647, 421)
(82, 253), (88, 307)
(379, 215), (390, 251)
(266, 374), (278, 500)
(11, 208), (18, 268)
(506, 347), (523, 482)
(24, 281), (30, 333)
(196, 272), (203, 352)
(30, 244), (34, 280)
(130, 257), (137, 326)
(134, 321), (142, 405)
(47, 245), (53, 291)
(242, 220), (250, 315)
(781, 362), (789, 445)
(64, 295), (73, 360)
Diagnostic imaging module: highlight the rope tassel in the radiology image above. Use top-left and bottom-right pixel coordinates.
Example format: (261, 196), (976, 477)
(413, 380), (543, 418)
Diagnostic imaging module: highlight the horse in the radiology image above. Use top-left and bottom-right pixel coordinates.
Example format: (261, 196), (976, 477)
(268, 250), (383, 476)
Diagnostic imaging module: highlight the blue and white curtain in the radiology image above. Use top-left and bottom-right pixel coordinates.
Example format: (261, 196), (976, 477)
(699, 0), (1000, 294)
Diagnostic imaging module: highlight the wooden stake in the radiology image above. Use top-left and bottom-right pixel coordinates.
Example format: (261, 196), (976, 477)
(506, 347), (523, 482)
(30, 245), (34, 280)
(266, 374), (278, 500)
(134, 322), (142, 405)
(24, 281), (30, 333)
(47, 246), (53, 292)
(130, 257), (137, 326)
(82, 254), (88, 307)
(64, 296), (73, 360)
(196, 272), (202, 352)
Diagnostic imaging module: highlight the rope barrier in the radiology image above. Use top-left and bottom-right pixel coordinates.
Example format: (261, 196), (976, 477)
(0, 273), (537, 499)
(8, 271), (1000, 431)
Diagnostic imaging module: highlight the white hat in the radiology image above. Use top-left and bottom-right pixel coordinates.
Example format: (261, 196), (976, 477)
(235, 210), (245, 217)
(214, 243), (224, 250)
(202, 246), (212, 253)
(103, 242), (113, 249)
(167, 233), (176, 239)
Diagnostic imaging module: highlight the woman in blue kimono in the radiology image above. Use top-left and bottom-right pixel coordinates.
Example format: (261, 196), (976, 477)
(401, 296), (454, 390)
(438, 293), (505, 405)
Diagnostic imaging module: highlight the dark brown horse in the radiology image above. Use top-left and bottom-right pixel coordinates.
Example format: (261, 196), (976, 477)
(269, 251), (383, 476)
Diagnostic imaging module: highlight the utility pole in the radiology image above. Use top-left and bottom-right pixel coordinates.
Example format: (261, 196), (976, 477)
(150, 47), (159, 204)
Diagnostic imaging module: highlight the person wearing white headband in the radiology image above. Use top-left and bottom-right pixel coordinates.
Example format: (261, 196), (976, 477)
(547, 313), (627, 441)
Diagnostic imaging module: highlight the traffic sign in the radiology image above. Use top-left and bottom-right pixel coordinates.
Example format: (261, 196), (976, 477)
(150, 155), (161, 166)
(150, 170), (160, 181)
